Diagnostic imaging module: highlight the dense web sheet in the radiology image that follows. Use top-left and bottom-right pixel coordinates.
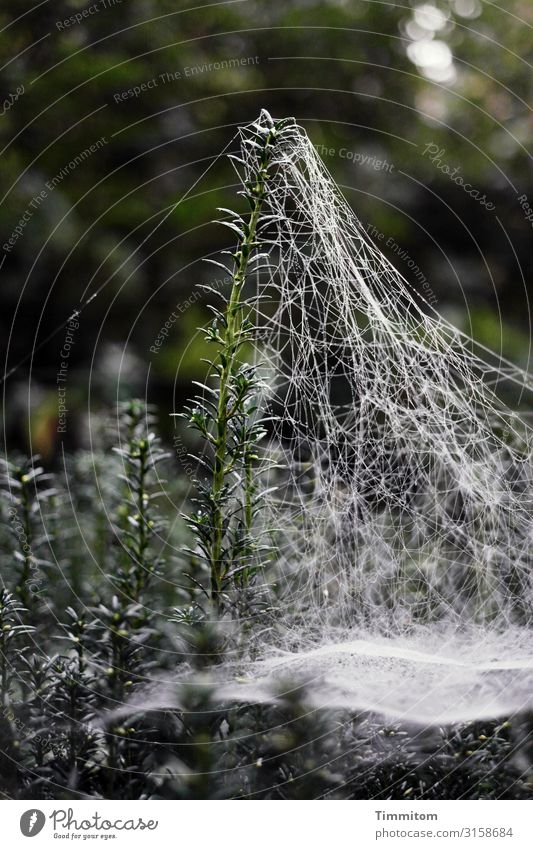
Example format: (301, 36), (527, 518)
(217, 114), (533, 724)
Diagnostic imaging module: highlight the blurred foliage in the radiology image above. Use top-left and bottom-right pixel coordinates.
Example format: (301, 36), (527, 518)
(0, 401), (531, 800)
(0, 0), (532, 455)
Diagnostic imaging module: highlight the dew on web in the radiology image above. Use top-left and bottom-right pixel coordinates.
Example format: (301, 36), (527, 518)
(212, 112), (533, 724)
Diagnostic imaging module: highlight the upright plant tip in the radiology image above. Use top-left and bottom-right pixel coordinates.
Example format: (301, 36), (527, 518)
(182, 112), (294, 609)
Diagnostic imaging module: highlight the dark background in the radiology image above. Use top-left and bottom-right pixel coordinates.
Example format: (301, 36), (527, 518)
(1, 0), (532, 458)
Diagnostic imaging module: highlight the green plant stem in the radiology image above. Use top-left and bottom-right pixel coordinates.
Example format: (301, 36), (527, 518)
(19, 479), (32, 609)
(209, 132), (274, 603)
(68, 685), (77, 771)
(134, 440), (149, 600)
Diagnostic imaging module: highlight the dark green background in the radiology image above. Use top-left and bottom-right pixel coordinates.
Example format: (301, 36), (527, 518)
(1, 0), (532, 457)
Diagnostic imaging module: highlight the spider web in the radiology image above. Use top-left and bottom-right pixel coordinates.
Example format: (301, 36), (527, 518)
(217, 113), (533, 724)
